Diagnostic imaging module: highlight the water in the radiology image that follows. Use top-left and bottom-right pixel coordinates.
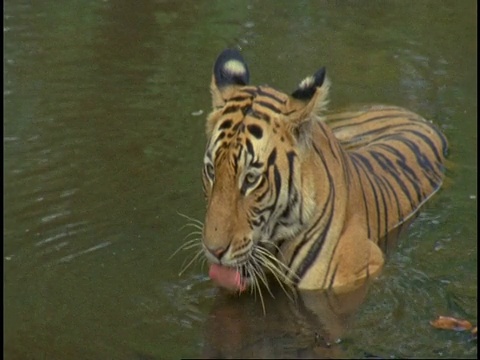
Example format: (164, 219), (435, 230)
(4, 1), (477, 359)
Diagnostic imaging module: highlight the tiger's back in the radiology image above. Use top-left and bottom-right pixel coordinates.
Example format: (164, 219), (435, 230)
(325, 105), (447, 242)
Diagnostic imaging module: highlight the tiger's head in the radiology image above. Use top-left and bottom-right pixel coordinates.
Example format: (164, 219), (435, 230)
(202, 49), (330, 290)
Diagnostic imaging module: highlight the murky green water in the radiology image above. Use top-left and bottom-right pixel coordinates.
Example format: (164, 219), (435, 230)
(4, 1), (477, 359)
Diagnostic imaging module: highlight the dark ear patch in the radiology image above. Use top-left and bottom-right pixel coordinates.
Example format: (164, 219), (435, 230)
(291, 67), (326, 100)
(214, 49), (250, 87)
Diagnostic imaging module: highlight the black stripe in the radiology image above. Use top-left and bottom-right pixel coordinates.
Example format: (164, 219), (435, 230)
(245, 139), (254, 156)
(342, 122), (414, 142)
(247, 124), (263, 139)
(377, 170), (402, 230)
(372, 167), (389, 240)
(317, 122), (340, 162)
(222, 105), (240, 115)
(255, 187), (270, 204)
(287, 212), (327, 269)
(273, 166), (281, 204)
(256, 100), (282, 114)
(350, 153), (382, 240)
(329, 113), (405, 131)
(326, 111), (365, 124)
(219, 119), (233, 129)
(257, 87), (287, 104)
(394, 135), (439, 195)
(394, 158), (423, 204)
(279, 151), (296, 220)
(229, 95), (251, 102)
(400, 130), (445, 189)
(401, 137), (436, 175)
(349, 155), (372, 239)
(376, 142), (422, 206)
(232, 146), (242, 174)
(295, 191), (334, 280)
(213, 131), (226, 145)
(249, 160), (264, 169)
(340, 149), (352, 188)
(328, 263), (340, 289)
(406, 129), (444, 165)
(369, 150), (408, 221)
(254, 177), (269, 201)
(231, 121), (241, 133)
(257, 166), (281, 218)
(267, 148), (277, 167)
(249, 109), (271, 122)
(251, 149), (280, 219)
(290, 143), (335, 280)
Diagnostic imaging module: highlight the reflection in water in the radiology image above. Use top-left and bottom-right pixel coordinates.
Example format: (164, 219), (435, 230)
(197, 224), (410, 359)
(202, 283), (370, 359)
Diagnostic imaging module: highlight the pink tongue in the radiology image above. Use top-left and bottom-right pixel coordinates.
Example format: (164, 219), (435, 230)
(209, 263), (247, 292)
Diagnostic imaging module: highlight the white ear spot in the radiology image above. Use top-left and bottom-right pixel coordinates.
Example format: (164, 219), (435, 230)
(298, 76), (315, 90)
(223, 59), (247, 76)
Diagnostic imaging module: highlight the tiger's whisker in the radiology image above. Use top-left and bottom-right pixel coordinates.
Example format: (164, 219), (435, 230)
(252, 247), (298, 302)
(200, 257), (208, 271)
(257, 241), (293, 273)
(181, 223), (204, 231)
(255, 246), (300, 283)
(180, 241), (202, 251)
(176, 212), (204, 227)
(257, 244), (300, 284)
(168, 237), (202, 260)
(178, 223), (203, 233)
(178, 249), (204, 276)
(259, 256), (297, 303)
(181, 232), (202, 241)
(247, 264), (266, 315)
(249, 256), (274, 298)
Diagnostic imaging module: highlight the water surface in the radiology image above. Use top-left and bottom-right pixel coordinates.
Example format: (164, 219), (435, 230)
(4, 1), (477, 359)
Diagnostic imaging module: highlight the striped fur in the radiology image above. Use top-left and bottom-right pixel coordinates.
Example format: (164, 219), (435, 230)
(201, 49), (448, 291)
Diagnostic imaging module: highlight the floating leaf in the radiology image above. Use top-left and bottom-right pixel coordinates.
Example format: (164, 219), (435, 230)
(430, 316), (472, 331)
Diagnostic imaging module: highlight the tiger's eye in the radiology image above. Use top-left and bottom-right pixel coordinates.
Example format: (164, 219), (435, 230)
(245, 173), (258, 186)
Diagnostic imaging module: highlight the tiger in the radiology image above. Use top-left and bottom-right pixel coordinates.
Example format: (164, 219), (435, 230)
(199, 48), (448, 294)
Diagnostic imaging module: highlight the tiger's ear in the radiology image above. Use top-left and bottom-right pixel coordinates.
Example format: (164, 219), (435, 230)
(291, 67), (329, 117)
(210, 49), (250, 108)
(288, 68), (330, 143)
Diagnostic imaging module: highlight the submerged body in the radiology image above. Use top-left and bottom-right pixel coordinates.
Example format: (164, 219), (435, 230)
(201, 49), (447, 291)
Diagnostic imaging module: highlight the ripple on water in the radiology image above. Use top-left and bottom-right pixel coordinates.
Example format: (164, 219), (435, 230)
(57, 241), (112, 264)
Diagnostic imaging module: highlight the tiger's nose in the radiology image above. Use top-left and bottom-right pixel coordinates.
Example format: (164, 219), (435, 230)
(206, 245), (229, 260)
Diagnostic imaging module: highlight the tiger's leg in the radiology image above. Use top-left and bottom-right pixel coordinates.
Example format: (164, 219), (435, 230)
(329, 217), (384, 291)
